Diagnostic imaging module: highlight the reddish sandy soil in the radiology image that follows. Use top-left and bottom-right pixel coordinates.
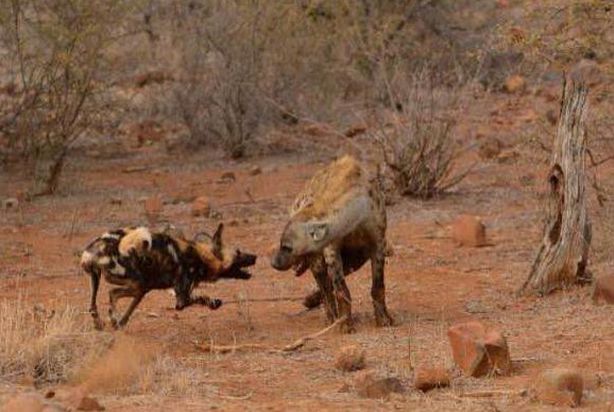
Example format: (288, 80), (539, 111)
(1, 90), (614, 411)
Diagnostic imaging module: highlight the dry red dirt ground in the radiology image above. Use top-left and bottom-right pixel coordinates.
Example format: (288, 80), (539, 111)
(1, 91), (614, 411)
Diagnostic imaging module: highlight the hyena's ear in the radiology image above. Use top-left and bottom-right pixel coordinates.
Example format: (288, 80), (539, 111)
(306, 222), (328, 242)
(211, 223), (224, 256)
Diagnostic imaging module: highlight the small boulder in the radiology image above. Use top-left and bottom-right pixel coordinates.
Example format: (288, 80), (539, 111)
(191, 196), (211, 218)
(478, 138), (503, 160)
(248, 166), (262, 176)
(591, 275), (614, 305)
(354, 371), (404, 400)
(414, 366), (450, 392)
(220, 171), (236, 183)
(3, 197), (19, 210)
(143, 196), (163, 224)
(503, 75), (526, 94)
(451, 215), (487, 247)
(448, 321), (511, 377)
(335, 345), (366, 372)
(534, 368), (583, 407)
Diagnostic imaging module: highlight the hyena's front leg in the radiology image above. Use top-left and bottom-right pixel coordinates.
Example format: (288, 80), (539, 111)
(371, 244), (394, 327)
(310, 258), (337, 323)
(324, 246), (354, 333)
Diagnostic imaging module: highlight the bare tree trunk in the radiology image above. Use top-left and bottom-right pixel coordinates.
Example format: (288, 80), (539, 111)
(520, 78), (591, 296)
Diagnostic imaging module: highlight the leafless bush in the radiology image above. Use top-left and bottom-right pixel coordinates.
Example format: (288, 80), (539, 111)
(168, 1), (275, 158)
(371, 70), (470, 199)
(0, 0), (135, 195)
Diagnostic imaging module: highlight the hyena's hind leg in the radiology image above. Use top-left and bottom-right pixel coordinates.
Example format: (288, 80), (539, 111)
(88, 269), (104, 330)
(371, 242), (394, 327)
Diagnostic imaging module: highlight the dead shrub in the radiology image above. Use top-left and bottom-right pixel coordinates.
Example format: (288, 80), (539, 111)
(371, 70), (471, 199)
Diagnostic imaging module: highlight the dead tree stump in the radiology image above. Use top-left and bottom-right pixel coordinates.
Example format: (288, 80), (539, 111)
(520, 78), (591, 296)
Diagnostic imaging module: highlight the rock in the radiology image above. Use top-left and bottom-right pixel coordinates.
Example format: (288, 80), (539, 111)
(478, 138), (502, 160)
(497, 149), (520, 164)
(344, 124), (367, 138)
(191, 196), (211, 218)
(335, 345), (366, 372)
(248, 166), (262, 176)
(546, 109), (558, 126)
(109, 197), (122, 205)
(450, 215), (487, 247)
(503, 75), (526, 94)
(3, 197), (19, 210)
(143, 196), (163, 224)
(354, 371), (404, 400)
(447, 321), (511, 377)
(414, 366), (450, 392)
(591, 275), (614, 304)
(570, 59), (603, 87)
(219, 171), (236, 183)
(534, 368), (583, 407)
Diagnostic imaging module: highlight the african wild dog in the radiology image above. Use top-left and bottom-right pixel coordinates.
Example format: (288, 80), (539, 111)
(80, 223), (256, 329)
(270, 155), (393, 332)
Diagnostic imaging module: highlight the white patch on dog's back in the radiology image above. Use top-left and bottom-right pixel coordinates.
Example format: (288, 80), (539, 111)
(80, 250), (95, 266)
(101, 232), (121, 240)
(119, 227), (152, 256)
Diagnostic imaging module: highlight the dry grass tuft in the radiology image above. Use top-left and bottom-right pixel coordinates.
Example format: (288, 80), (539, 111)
(0, 297), (110, 386)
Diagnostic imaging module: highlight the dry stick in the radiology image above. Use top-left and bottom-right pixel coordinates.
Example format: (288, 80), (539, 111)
(222, 296), (305, 305)
(198, 315), (348, 354)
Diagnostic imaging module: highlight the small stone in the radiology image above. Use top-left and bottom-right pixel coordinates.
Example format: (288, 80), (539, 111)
(450, 215), (487, 247)
(3, 197), (19, 210)
(478, 138), (502, 160)
(144, 196), (163, 224)
(503, 75), (526, 94)
(546, 109), (558, 126)
(335, 345), (366, 372)
(191, 196), (211, 218)
(534, 368), (583, 407)
(220, 171), (236, 183)
(248, 166), (262, 176)
(448, 321), (511, 377)
(354, 371), (404, 400)
(414, 366), (450, 392)
(591, 275), (614, 304)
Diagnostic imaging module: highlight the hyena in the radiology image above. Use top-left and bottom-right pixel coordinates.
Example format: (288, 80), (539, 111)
(80, 223), (256, 330)
(271, 155), (393, 332)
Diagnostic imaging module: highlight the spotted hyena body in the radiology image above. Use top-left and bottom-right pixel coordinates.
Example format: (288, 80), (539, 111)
(271, 155), (393, 332)
(81, 223), (256, 329)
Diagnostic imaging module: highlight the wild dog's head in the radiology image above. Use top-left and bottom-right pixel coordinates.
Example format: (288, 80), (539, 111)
(270, 217), (329, 271)
(193, 223), (257, 280)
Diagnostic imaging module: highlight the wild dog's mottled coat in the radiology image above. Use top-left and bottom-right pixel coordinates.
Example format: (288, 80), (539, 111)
(271, 155), (393, 332)
(81, 223), (256, 329)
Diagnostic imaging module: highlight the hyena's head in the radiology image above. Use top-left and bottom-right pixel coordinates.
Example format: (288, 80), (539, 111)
(271, 218), (329, 271)
(194, 223), (257, 280)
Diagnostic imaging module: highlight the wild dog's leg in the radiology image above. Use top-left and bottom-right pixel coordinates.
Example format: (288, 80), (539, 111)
(88, 269), (104, 330)
(116, 289), (146, 328)
(108, 287), (135, 328)
(371, 243), (394, 327)
(174, 277), (222, 310)
(309, 257), (337, 322)
(324, 246), (354, 333)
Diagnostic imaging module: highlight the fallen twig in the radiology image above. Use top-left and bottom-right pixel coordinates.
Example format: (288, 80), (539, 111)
(197, 315), (348, 354)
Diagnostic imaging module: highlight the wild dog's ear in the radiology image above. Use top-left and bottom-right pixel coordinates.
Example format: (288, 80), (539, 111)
(211, 223), (224, 256)
(306, 222), (328, 243)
